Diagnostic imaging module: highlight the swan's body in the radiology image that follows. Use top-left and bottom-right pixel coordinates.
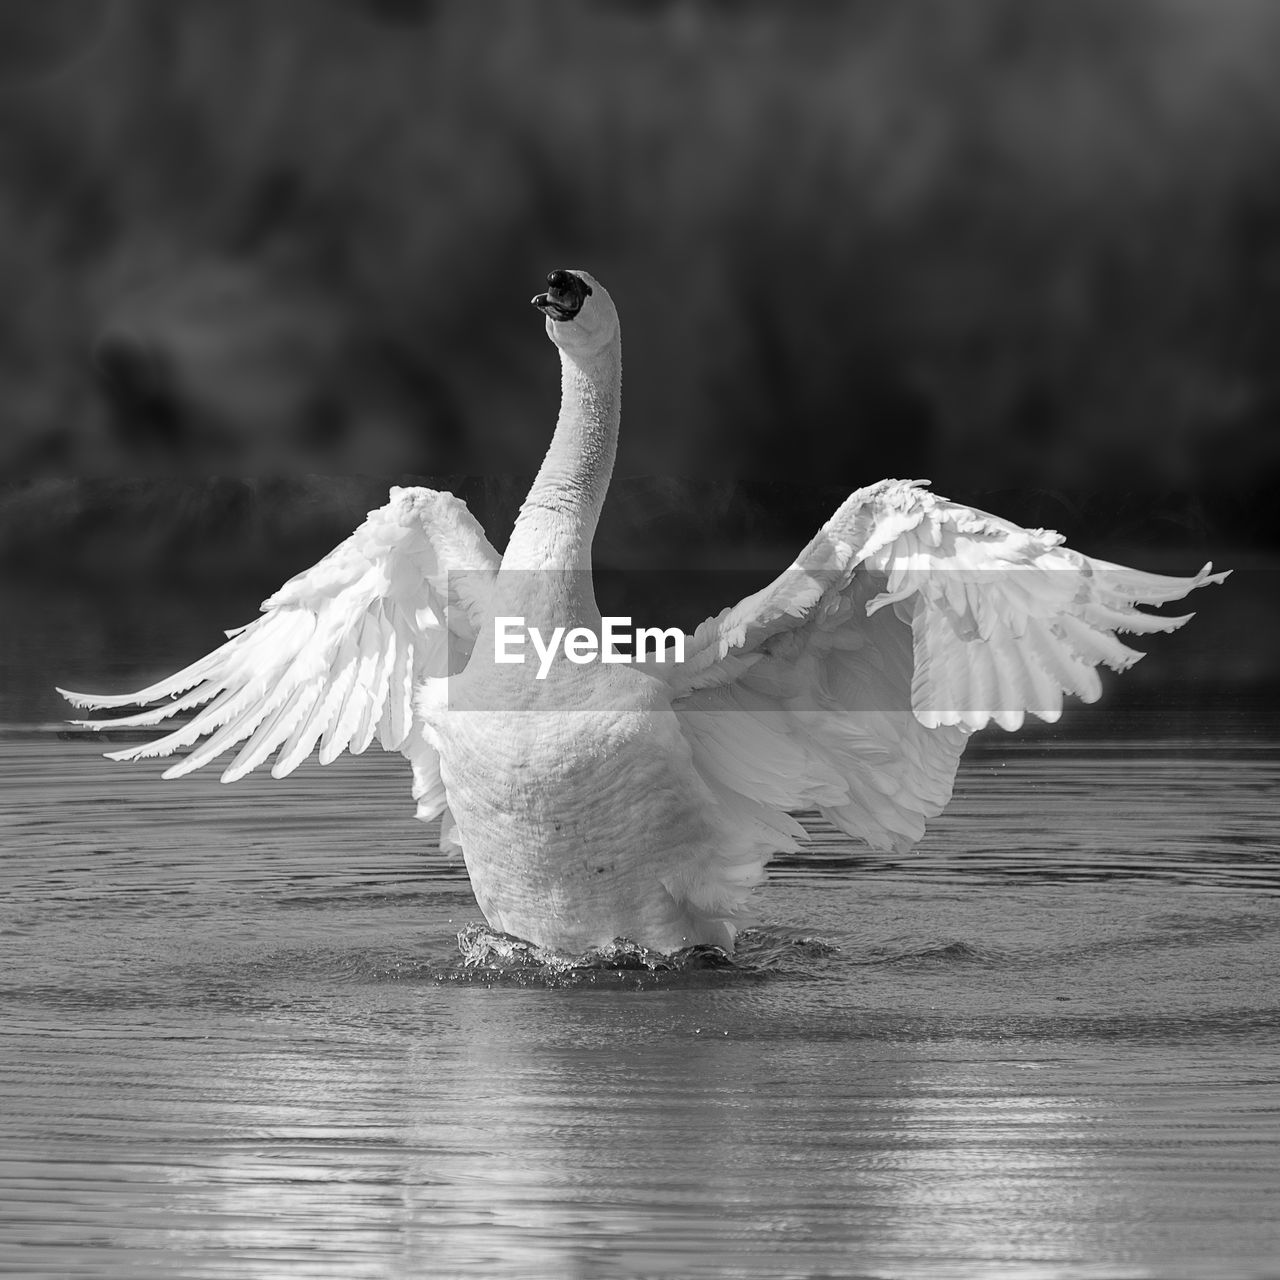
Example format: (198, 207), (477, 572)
(426, 661), (738, 952)
(60, 269), (1229, 955)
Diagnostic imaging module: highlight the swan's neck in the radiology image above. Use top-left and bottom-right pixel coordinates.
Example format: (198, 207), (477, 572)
(500, 342), (620, 625)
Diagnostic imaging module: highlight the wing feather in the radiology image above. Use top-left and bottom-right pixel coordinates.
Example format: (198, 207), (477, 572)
(66, 678), (226, 731)
(319, 612), (380, 764)
(102, 687), (245, 763)
(60, 487), (500, 783)
(163, 687), (295, 781)
(221, 686), (313, 783)
(669, 478), (1228, 855)
(379, 613), (415, 752)
(271, 628), (362, 779)
(56, 652), (226, 712)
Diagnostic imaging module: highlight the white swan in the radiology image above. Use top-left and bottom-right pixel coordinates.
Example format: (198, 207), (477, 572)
(60, 269), (1228, 955)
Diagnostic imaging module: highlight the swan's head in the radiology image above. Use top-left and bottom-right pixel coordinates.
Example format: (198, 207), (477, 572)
(531, 269), (617, 357)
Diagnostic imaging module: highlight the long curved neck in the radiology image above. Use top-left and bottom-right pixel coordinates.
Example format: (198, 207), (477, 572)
(500, 341), (620, 625)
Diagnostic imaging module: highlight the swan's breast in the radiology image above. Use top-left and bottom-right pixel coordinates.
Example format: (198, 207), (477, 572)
(422, 664), (721, 950)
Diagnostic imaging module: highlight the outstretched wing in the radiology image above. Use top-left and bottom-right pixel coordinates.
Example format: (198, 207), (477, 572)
(668, 479), (1228, 854)
(58, 487), (499, 797)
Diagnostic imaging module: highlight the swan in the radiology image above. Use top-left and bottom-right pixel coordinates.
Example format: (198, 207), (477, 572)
(60, 269), (1228, 956)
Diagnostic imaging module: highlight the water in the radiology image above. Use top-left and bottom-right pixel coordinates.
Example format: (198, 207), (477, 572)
(2, 730), (1279, 1279)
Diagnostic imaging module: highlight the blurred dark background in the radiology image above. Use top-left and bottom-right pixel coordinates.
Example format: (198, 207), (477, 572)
(0, 0), (1276, 723)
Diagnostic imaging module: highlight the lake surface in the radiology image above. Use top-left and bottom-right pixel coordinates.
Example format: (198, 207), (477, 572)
(2, 726), (1279, 1279)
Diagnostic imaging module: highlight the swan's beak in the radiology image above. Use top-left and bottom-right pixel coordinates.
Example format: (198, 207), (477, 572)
(532, 269), (592, 322)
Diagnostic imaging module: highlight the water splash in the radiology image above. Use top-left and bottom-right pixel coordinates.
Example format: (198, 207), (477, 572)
(440, 923), (838, 987)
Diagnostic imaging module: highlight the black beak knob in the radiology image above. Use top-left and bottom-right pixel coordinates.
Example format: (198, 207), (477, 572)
(532, 270), (592, 320)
